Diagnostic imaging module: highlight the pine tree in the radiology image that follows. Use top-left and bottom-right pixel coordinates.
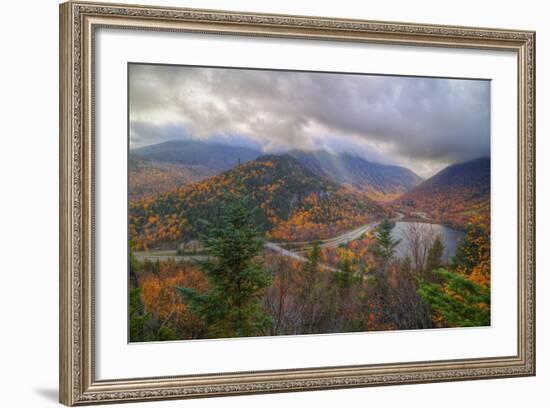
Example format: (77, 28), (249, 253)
(418, 268), (490, 327)
(129, 287), (148, 342)
(176, 190), (272, 339)
(333, 252), (363, 331)
(452, 216), (491, 287)
(371, 218), (400, 265)
(453, 221), (486, 270)
(335, 255), (354, 290)
(303, 242), (321, 284)
(425, 235), (444, 281)
(418, 216), (491, 328)
(334, 248), (361, 292)
(367, 218), (401, 325)
(297, 242), (323, 333)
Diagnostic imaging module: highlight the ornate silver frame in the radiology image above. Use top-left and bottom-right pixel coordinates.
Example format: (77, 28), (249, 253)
(59, 1), (536, 405)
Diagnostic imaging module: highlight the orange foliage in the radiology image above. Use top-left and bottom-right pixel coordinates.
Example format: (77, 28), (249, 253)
(458, 213), (491, 288)
(268, 190), (378, 242)
(319, 231), (375, 270)
(130, 158), (386, 249)
(129, 160), (214, 200)
(138, 261), (209, 339)
(393, 185), (490, 230)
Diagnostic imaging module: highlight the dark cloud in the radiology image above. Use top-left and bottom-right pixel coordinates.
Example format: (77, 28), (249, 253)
(129, 64), (490, 177)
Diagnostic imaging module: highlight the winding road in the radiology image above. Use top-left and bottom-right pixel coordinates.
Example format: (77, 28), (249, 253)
(263, 213), (404, 271)
(134, 213), (404, 272)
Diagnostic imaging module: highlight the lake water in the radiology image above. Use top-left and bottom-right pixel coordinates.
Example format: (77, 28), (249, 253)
(391, 221), (466, 262)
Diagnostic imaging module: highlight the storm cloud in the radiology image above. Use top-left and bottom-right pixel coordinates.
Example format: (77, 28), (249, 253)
(129, 63), (490, 177)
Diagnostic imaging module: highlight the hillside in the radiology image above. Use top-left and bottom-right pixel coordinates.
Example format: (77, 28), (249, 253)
(129, 140), (423, 201)
(131, 140), (261, 170)
(394, 157), (490, 228)
(129, 140), (262, 199)
(129, 157), (218, 199)
(129, 154), (386, 250)
(287, 150), (422, 200)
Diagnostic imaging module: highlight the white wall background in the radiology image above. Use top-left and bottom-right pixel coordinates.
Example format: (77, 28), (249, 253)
(0, 0), (546, 407)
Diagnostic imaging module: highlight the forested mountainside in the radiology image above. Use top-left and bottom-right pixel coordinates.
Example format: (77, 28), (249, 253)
(288, 150), (422, 200)
(393, 157), (490, 228)
(129, 154), (386, 250)
(129, 140), (423, 202)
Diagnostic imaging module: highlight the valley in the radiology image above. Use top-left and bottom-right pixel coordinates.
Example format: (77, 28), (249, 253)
(128, 139), (491, 340)
(392, 157), (490, 229)
(129, 140), (489, 255)
(126, 65), (493, 342)
(134, 214), (397, 268)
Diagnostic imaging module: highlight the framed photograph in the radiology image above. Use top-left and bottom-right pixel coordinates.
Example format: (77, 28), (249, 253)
(59, 1), (536, 405)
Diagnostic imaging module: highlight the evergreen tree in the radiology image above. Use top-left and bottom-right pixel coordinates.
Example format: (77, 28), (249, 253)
(298, 242), (324, 333)
(334, 249), (361, 292)
(367, 218), (401, 326)
(176, 190), (272, 339)
(335, 255), (354, 290)
(418, 268), (490, 327)
(303, 242), (321, 285)
(333, 253), (363, 331)
(129, 287), (178, 342)
(129, 244), (141, 290)
(419, 216), (490, 328)
(425, 235), (444, 281)
(453, 215), (491, 287)
(129, 287), (148, 341)
(453, 221), (486, 271)
(371, 218), (401, 265)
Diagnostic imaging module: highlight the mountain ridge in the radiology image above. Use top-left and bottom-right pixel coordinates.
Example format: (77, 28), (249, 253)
(130, 139), (423, 200)
(131, 139), (262, 169)
(287, 149), (422, 200)
(129, 154), (386, 250)
(393, 157), (490, 228)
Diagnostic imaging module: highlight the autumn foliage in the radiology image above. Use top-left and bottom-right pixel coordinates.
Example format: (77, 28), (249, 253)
(128, 154), (491, 341)
(137, 261), (209, 339)
(129, 155), (385, 250)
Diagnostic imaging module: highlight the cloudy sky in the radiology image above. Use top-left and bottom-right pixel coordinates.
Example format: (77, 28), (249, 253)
(129, 63), (490, 177)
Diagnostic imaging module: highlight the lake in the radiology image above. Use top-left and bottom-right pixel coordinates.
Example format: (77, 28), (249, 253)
(391, 221), (466, 262)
